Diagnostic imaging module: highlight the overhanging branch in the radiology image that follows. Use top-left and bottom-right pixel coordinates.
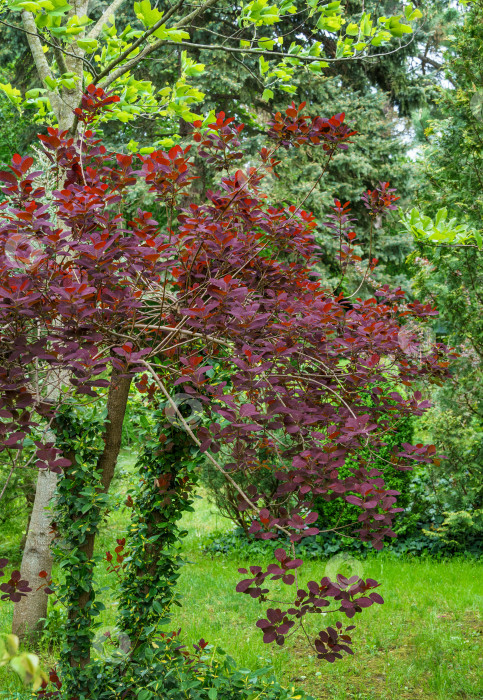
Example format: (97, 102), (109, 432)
(99, 33), (414, 89)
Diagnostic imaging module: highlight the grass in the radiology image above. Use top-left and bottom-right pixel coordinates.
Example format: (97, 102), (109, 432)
(1, 450), (482, 699)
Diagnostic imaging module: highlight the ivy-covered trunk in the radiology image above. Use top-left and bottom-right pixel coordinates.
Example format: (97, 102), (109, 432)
(112, 418), (202, 696)
(53, 373), (131, 693)
(49, 395), (202, 698)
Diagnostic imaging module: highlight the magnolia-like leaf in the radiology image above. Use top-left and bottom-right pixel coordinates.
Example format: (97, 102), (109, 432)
(10, 652), (47, 689)
(400, 207), (480, 247)
(0, 82), (22, 106)
(387, 15), (412, 37)
(259, 55), (270, 74)
(346, 22), (359, 36)
(133, 0), (188, 40)
(44, 75), (58, 90)
(181, 51), (204, 76)
(360, 12), (373, 36)
(242, 0), (280, 26)
(404, 4), (422, 21)
(134, 0), (164, 28)
(0, 634), (19, 664)
(10, 1), (43, 10)
(77, 38), (98, 51)
(258, 36), (275, 50)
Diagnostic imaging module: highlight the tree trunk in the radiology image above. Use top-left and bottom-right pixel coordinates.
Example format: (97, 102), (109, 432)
(10, 16), (89, 635)
(12, 468), (58, 641)
(66, 372), (131, 669)
(22, 0), (88, 133)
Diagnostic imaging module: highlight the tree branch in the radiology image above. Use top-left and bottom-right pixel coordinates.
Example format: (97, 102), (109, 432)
(87, 0), (127, 41)
(417, 53), (443, 71)
(175, 0), (219, 28)
(140, 361), (294, 540)
(99, 34), (414, 89)
(19, 11), (65, 121)
(52, 40), (69, 75)
(98, 0), (221, 87)
(1, 17), (98, 75)
(95, 0), (186, 83)
(20, 11), (53, 83)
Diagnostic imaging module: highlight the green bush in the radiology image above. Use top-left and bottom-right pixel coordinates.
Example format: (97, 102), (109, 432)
(423, 509), (483, 555)
(87, 638), (315, 700)
(201, 516), (483, 560)
(311, 417), (416, 538)
(201, 414), (420, 540)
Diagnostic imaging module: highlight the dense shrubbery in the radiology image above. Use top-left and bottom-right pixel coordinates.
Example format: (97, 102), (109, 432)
(131, 387), (483, 561)
(201, 412), (483, 561)
(201, 512), (483, 561)
(93, 637), (315, 700)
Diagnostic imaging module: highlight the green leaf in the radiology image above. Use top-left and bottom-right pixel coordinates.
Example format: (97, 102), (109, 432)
(10, 652), (47, 690)
(316, 14), (343, 32)
(307, 60), (329, 72)
(25, 88), (46, 98)
(152, 600), (165, 614)
(346, 22), (359, 36)
(137, 690), (153, 700)
(371, 30), (391, 46)
(258, 36), (274, 50)
(133, 0), (163, 28)
(0, 82), (22, 106)
(60, 78), (76, 89)
(387, 16), (412, 38)
(242, 0), (280, 26)
(181, 51), (204, 76)
(404, 5), (422, 20)
(10, 1), (42, 10)
(280, 83), (297, 94)
(77, 38), (98, 51)
(360, 12), (372, 36)
(435, 207), (447, 226)
(44, 75), (58, 91)
(259, 55), (269, 74)
(262, 88), (273, 101)
(0, 634), (19, 663)
(165, 27), (190, 42)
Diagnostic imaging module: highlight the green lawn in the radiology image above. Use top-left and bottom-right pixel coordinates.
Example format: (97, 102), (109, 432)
(1, 451), (482, 699)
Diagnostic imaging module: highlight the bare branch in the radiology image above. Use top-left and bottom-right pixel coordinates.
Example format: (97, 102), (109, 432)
(141, 361), (293, 538)
(175, 0), (219, 28)
(133, 323), (233, 348)
(417, 53), (443, 71)
(87, 0), (127, 41)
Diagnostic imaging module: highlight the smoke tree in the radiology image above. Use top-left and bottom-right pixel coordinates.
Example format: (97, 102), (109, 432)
(0, 90), (450, 694)
(0, 0), (424, 637)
